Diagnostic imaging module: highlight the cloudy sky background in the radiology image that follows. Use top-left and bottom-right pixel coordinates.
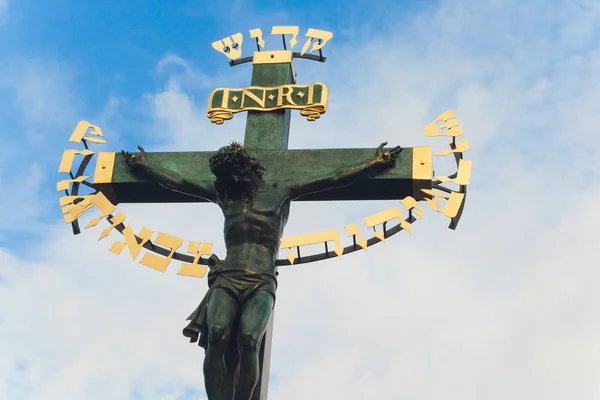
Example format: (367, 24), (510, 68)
(1, 0), (599, 399)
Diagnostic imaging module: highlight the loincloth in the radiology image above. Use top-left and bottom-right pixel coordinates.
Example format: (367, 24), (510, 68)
(182, 267), (277, 350)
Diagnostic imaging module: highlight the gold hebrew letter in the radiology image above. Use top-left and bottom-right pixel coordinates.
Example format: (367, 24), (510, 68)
(344, 224), (367, 250)
(59, 195), (93, 223)
(59, 192), (116, 225)
(211, 33), (244, 60)
(434, 159), (472, 186)
(280, 230), (344, 264)
(249, 28), (265, 49)
(68, 120), (106, 144)
(109, 225), (154, 261)
(84, 193), (117, 228)
(421, 188), (450, 199)
(271, 26), (299, 48)
(300, 28), (334, 55)
(423, 110), (464, 137)
(435, 141), (470, 156)
(138, 232), (184, 273)
(56, 175), (90, 192)
(363, 207), (411, 242)
(98, 212), (127, 241)
(424, 192), (465, 218)
(177, 241), (213, 278)
(399, 196), (424, 220)
(58, 149), (95, 173)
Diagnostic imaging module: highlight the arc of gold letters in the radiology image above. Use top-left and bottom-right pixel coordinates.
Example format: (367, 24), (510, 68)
(423, 110), (464, 138)
(279, 230), (344, 264)
(435, 141), (470, 156)
(344, 224), (367, 250)
(178, 242), (213, 278)
(58, 109), (471, 276)
(363, 207), (412, 242)
(434, 159), (472, 186)
(420, 111), (471, 220)
(212, 26), (334, 61)
(58, 121), (213, 279)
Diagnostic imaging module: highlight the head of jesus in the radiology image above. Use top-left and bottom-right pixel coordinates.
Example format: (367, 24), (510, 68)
(209, 142), (266, 202)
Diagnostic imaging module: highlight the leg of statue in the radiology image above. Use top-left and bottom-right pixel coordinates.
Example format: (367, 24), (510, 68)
(205, 288), (239, 400)
(233, 290), (274, 400)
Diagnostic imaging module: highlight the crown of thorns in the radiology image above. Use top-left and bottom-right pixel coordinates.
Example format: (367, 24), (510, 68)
(209, 141), (265, 178)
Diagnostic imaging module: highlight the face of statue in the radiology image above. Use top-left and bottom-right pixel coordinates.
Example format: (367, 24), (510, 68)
(209, 142), (265, 196)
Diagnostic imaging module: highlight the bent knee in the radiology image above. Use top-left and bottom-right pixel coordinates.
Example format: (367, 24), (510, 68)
(208, 324), (232, 346)
(238, 331), (263, 350)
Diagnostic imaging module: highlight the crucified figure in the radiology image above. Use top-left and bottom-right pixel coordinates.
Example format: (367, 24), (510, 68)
(121, 141), (401, 400)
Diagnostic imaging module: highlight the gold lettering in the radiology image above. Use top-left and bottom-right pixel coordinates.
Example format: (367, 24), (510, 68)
(434, 159), (472, 186)
(276, 86), (296, 107)
(177, 241), (213, 278)
(68, 120), (106, 144)
(59, 192), (116, 225)
(435, 141), (470, 156)
(56, 175), (90, 192)
(363, 207), (411, 241)
(300, 28), (334, 55)
(307, 83), (315, 105)
(98, 212), (127, 241)
(399, 196), (424, 220)
(58, 149), (94, 173)
(344, 224), (367, 250)
(207, 83), (329, 124)
(249, 28), (265, 49)
(280, 229), (343, 264)
(138, 232), (184, 273)
(109, 225), (154, 260)
(421, 188), (450, 199)
(84, 193), (117, 229)
(211, 33), (243, 60)
(424, 192), (465, 218)
(220, 88), (230, 109)
(423, 110), (463, 137)
(59, 196), (93, 223)
(271, 26), (299, 48)
(242, 88), (266, 108)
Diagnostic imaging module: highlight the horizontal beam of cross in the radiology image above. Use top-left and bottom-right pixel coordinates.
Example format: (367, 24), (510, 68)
(93, 147), (432, 204)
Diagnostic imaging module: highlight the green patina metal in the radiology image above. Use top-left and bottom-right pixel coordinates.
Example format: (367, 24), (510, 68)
(104, 148), (416, 204)
(116, 58), (422, 400)
(244, 62), (294, 150)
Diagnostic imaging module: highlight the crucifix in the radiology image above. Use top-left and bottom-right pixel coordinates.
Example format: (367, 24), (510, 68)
(57, 25), (470, 400)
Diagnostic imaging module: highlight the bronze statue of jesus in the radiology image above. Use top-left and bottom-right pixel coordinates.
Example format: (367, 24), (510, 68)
(121, 141), (401, 400)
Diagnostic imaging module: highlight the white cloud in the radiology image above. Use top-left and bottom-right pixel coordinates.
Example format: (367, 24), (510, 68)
(2, 0), (600, 399)
(0, 58), (124, 235)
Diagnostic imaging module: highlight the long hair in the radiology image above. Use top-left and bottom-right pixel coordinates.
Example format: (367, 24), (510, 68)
(209, 142), (266, 206)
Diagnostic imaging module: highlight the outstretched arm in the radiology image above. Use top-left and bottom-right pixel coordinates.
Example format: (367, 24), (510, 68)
(122, 146), (218, 203)
(289, 142), (402, 200)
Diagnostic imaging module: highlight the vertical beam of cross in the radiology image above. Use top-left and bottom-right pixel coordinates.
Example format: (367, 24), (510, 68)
(244, 55), (295, 400)
(243, 59), (295, 150)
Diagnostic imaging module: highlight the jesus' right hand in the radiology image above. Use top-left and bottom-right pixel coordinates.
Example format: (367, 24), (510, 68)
(121, 145), (148, 169)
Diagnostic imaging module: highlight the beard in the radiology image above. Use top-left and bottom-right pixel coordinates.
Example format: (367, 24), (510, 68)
(209, 142), (266, 206)
(213, 165), (261, 202)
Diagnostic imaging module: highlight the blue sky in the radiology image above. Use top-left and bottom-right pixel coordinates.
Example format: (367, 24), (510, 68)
(0, 0), (435, 249)
(1, 0), (600, 399)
